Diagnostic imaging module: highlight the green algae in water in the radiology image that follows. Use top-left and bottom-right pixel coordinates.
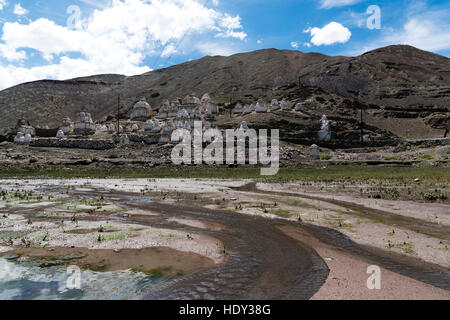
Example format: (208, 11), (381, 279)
(0, 230), (33, 241)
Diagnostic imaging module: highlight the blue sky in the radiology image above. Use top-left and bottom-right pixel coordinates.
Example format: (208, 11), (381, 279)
(0, 0), (449, 89)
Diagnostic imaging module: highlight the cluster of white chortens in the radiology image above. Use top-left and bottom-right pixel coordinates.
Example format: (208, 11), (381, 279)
(153, 93), (219, 121)
(127, 93), (219, 138)
(232, 98), (295, 116)
(7, 93), (331, 147)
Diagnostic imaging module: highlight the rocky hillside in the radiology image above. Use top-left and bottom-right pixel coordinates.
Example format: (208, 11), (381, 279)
(0, 45), (448, 139)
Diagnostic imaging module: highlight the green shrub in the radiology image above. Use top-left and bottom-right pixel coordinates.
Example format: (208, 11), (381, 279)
(423, 191), (448, 201)
(320, 155), (333, 161)
(29, 158), (38, 164)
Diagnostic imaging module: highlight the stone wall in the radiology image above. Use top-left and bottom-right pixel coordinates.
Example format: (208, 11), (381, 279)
(30, 138), (115, 150)
(128, 134), (160, 145)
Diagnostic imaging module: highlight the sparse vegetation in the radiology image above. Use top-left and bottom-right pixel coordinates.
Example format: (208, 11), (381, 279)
(418, 154), (434, 160)
(386, 241), (415, 254)
(95, 232), (127, 243)
(423, 191), (448, 201)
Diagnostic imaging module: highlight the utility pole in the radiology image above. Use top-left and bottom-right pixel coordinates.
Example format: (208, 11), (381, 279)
(360, 105), (364, 148)
(117, 94), (120, 135)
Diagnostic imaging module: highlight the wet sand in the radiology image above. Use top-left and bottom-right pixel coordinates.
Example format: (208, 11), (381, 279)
(3, 246), (214, 275)
(1, 178), (449, 300)
(280, 225), (450, 300)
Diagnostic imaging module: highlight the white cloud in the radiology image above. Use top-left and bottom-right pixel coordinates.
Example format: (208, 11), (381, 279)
(196, 41), (239, 56)
(257, 39), (263, 44)
(161, 43), (177, 57)
(305, 21), (351, 46)
(0, 43), (26, 60)
(347, 9), (450, 56)
(215, 14), (247, 40)
(290, 41), (299, 49)
(381, 14), (450, 52)
(0, 0), (7, 11)
(319, 0), (362, 9)
(0, 0), (247, 90)
(13, 3), (27, 15)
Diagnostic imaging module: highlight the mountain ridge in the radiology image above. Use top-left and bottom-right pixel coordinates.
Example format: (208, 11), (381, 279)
(0, 45), (448, 139)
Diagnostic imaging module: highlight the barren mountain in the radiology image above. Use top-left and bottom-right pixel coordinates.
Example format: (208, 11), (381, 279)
(0, 45), (448, 140)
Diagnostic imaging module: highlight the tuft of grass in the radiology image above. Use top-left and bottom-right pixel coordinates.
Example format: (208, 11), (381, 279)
(418, 154), (434, 160)
(95, 232), (127, 243)
(386, 241), (415, 254)
(320, 155), (333, 161)
(34, 232), (50, 248)
(423, 191), (448, 201)
(268, 208), (292, 217)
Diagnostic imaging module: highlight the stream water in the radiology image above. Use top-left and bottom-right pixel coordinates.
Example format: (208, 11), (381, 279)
(0, 257), (161, 300)
(0, 182), (448, 300)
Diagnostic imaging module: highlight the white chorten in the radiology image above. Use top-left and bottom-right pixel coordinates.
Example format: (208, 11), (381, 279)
(310, 144), (320, 160)
(270, 99), (280, 111)
(233, 103), (244, 115)
(24, 133), (32, 143)
(242, 105), (253, 115)
(74, 112), (96, 135)
(120, 134), (130, 145)
(56, 130), (65, 139)
(14, 132), (25, 144)
(144, 120), (154, 132)
(240, 121), (249, 130)
(281, 99), (290, 110)
(59, 118), (73, 135)
(130, 98), (152, 121)
(131, 124), (140, 132)
(255, 99), (267, 113)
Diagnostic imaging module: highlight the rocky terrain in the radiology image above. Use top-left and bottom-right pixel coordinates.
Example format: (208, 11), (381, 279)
(0, 45), (448, 142)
